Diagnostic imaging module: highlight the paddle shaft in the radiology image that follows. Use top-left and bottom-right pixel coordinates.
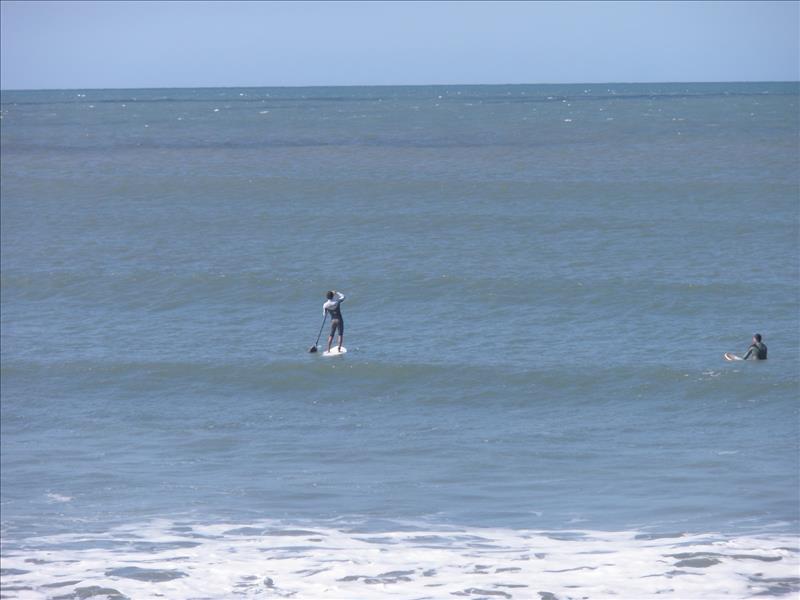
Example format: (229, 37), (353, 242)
(314, 315), (327, 347)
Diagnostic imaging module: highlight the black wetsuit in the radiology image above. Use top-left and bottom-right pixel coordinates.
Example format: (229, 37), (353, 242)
(742, 342), (767, 360)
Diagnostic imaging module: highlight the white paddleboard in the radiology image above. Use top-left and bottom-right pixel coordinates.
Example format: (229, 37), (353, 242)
(322, 346), (347, 357)
(724, 352), (743, 362)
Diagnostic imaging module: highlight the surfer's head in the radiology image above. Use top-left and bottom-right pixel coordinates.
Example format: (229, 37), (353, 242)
(753, 333), (762, 342)
(326, 291), (334, 300)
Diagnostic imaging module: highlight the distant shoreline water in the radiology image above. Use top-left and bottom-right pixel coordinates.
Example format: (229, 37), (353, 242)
(2, 79), (799, 93)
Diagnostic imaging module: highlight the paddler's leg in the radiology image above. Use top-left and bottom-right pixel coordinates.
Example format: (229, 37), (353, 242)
(326, 320), (336, 352)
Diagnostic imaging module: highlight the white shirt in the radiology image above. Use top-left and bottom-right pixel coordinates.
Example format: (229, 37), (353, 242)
(323, 292), (345, 317)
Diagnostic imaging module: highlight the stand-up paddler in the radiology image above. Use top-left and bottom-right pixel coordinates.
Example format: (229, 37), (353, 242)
(323, 290), (345, 353)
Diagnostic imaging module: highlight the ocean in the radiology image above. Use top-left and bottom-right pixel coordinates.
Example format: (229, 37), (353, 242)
(1, 82), (798, 599)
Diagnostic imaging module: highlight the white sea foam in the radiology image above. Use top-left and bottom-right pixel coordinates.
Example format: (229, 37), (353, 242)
(44, 493), (72, 503)
(1, 520), (797, 599)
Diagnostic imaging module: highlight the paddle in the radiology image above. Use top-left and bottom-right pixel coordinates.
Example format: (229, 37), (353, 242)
(308, 315), (327, 353)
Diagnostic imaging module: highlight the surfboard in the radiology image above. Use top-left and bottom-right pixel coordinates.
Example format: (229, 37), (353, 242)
(322, 346), (347, 357)
(724, 352), (743, 362)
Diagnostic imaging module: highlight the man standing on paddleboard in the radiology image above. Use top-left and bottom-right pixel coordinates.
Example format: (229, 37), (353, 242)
(742, 333), (767, 360)
(323, 290), (345, 353)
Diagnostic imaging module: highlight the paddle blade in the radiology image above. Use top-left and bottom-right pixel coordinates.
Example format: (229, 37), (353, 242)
(308, 346), (318, 353)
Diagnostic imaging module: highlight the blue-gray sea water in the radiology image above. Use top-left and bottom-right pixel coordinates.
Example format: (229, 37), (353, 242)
(1, 83), (799, 599)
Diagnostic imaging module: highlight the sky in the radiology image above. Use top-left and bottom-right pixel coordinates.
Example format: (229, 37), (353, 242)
(1, 0), (798, 90)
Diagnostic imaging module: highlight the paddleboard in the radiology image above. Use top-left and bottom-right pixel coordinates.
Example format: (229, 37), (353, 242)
(322, 346), (347, 357)
(724, 352), (743, 362)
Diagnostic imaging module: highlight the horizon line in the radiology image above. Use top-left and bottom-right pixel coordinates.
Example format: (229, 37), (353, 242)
(2, 80), (798, 93)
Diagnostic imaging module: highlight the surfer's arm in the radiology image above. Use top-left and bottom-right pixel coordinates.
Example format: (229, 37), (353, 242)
(336, 292), (345, 302)
(742, 346), (754, 360)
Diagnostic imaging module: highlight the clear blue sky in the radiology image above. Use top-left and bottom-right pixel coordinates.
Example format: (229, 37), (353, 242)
(1, 0), (798, 90)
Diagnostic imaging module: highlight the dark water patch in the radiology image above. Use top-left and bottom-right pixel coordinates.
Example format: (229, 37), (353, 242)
(538, 593), (559, 600)
(262, 529), (321, 537)
(42, 580), (84, 588)
(468, 564), (492, 574)
(467, 542), (504, 550)
(732, 554), (784, 562)
(363, 576), (411, 584)
(669, 551), (783, 564)
(53, 587), (129, 600)
(295, 567), (329, 577)
(410, 534), (494, 547)
(635, 532), (686, 540)
(674, 557), (721, 568)
(357, 536), (398, 545)
(224, 526), (266, 536)
(0, 568), (30, 576)
(749, 575), (800, 597)
(147, 555), (191, 563)
(377, 570), (415, 578)
(105, 566), (187, 582)
(338, 570), (415, 584)
(545, 566), (598, 573)
(665, 570), (703, 578)
(544, 532), (589, 542)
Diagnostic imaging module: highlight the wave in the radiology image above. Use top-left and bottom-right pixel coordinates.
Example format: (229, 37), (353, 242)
(2, 355), (792, 404)
(0, 270), (309, 306)
(1, 518), (797, 599)
(0, 267), (766, 310)
(0, 135), (625, 153)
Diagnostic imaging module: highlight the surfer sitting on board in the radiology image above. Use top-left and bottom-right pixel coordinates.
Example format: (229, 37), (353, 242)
(742, 333), (767, 360)
(323, 291), (345, 353)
